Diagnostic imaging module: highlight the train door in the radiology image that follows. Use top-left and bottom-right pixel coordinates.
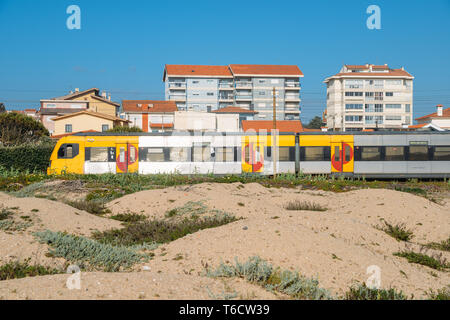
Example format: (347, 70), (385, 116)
(242, 142), (264, 173)
(115, 143), (139, 173)
(331, 141), (354, 173)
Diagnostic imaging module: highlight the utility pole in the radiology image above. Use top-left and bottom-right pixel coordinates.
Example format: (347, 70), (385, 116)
(272, 87), (277, 178)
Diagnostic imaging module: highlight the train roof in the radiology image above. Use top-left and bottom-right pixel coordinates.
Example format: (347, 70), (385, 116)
(72, 131), (450, 137)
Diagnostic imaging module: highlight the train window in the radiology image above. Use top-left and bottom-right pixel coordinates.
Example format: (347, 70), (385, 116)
(409, 146), (428, 161)
(361, 147), (381, 161)
(90, 147), (109, 162)
(385, 146), (405, 161)
(334, 146), (340, 162)
(57, 144), (79, 159)
(215, 147), (234, 162)
(129, 146), (137, 163)
(345, 145), (351, 162)
(146, 148), (165, 162)
(303, 147), (328, 161)
(434, 146), (450, 161)
(170, 147), (189, 162)
(193, 145), (211, 162)
(278, 147), (291, 161)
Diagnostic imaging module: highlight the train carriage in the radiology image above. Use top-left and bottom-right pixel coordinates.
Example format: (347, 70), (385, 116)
(48, 131), (450, 178)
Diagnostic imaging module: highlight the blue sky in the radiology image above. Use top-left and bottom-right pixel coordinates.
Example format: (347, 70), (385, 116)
(0, 0), (449, 123)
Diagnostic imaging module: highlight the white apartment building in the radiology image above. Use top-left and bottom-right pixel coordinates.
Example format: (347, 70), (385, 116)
(324, 64), (414, 131)
(163, 64), (304, 120)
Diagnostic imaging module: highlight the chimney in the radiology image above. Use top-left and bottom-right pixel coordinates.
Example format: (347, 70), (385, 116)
(75, 88), (79, 92)
(437, 104), (443, 117)
(369, 64), (373, 72)
(102, 91), (107, 98)
(108, 94), (111, 101)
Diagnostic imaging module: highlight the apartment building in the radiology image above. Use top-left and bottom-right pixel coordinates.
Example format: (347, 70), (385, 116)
(163, 64), (304, 120)
(324, 64), (414, 131)
(122, 100), (178, 132)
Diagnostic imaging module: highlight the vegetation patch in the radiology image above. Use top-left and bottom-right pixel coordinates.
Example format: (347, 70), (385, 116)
(426, 286), (450, 300)
(205, 256), (332, 300)
(393, 248), (449, 271)
(344, 284), (407, 300)
(425, 237), (450, 252)
(93, 213), (239, 246)
(67, 199), (109, 215)
(376, 220), (414, 242)
(284, 200), (327, 211)
(0, 207), (14, 220)
(164, 201), (209, 218)
(0, 260), (62, 280)
(110, 213), (147, 223)
(34, 230), (149, 272)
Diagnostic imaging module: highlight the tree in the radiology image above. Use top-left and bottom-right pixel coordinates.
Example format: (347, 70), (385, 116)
(0, 112), (49, 146)
(0, 103), (6, 114)
(106, 126), (143, 133)
(304, 116), (324, 129)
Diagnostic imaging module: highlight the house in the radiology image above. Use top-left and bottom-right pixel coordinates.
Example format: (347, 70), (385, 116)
(211, 106), (258, 129)
(163, 64), (304, 120)
(242, 120), (306, 133)
(409, 104), (450, 131)
(121, 100), (178, 132)
(51, 111), (129, 136)
(324, 64), (414, 131)
(40, 88), (120, 134)
(173, 111), (240, 132)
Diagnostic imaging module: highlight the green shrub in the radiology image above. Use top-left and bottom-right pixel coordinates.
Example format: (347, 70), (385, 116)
(0, 207), (14, 220)
(345, 284), (407, 300)
(393, 250), (449, 271)
(0, 260), (62, 280)
(106, 126), (143, 133)
(93, 214), (239, 246)
(206, 256), (332, 300)
(426, 237), (450, 252)
(66, 199), (109, 215)
(377, 220), (414, 242)
(110, 213), (147, 223)
(426, 286), (450, 300)
(0, 112), (49, 146)
(0, 144), (54, 173)
(284, 200), (327, 211)
(34, 230), (148, 271)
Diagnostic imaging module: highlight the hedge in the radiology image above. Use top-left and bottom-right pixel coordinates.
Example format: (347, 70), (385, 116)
(0, 144), (55, 173)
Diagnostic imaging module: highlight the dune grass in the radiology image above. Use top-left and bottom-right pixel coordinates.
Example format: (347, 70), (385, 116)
(377, 220), (414, 242)
(284, 200), (327, 211)
(0, 260), (63, 280)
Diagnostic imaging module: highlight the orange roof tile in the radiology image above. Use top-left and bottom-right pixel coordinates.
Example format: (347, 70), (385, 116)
(408, 123), (428, 129)
(211, 106), (258, 114)
(229, 64), (303, 77)
(415, 107), (450, 120)
(242, 120), (304, 133)
(122, 100), (178, 113)
(164, 65), (232, 77)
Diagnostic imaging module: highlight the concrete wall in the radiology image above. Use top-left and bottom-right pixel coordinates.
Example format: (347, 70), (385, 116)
(53, 114), (115, 135)
(174, 111), (239, 132)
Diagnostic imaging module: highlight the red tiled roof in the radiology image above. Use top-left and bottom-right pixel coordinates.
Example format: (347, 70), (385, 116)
(51, 130), (98, 139)
(211, 106), (258, 114)
(52, 111), (129, 123)
(408, 123), (428, 129)
(345, 64), (389, 70)
(122, 100), (178, 113)
(331, 69), (413, 78)
(149, 123), (174, 128)
(164, 65), (232, 77)
(242, 120), (304, 133)
(415, 107), (450, 120)
(229, 64), (303, 76)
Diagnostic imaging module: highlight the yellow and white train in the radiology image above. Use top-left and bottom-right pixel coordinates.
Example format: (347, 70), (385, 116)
(48, 131), (450, 178)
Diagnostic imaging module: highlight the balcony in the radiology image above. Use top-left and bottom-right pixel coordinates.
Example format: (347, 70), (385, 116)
(285, 95), (300, 101)
(219, 83), (233, 89)
(219, 95), (234, 101)
(235, 94), (252, 100)
(235, 81), (252, 88)
(169, 95), (186, 101)
(285, 82), (300, 89)
(169, 82), (186, 89)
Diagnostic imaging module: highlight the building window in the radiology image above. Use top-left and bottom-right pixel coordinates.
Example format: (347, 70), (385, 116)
(374, 92), (383, 100)
(345, 104), (363, 110)
(405, 104), (411, 112)
(375, 104), (383, 112)
(102, 124), (109, 132)
(345, 80), (363, 89)
(345, 92), (363, 97)
(385, 116), (402, 121)
(65, 124), (72, 133)
(345, 115), (363, 122)
(386, 92), (393, 96)
(365, 104), (374, 112)
(385, 104), (401, 109)
(365, 116), (374, 124)
(207, 92), (214, 96)
(192, 80), (199, 84)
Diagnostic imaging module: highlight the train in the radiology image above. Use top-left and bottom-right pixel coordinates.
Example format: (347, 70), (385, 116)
(48, 131), (450, 178)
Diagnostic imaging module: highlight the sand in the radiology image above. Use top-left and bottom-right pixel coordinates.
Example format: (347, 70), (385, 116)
(0, 182), (449, 299)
